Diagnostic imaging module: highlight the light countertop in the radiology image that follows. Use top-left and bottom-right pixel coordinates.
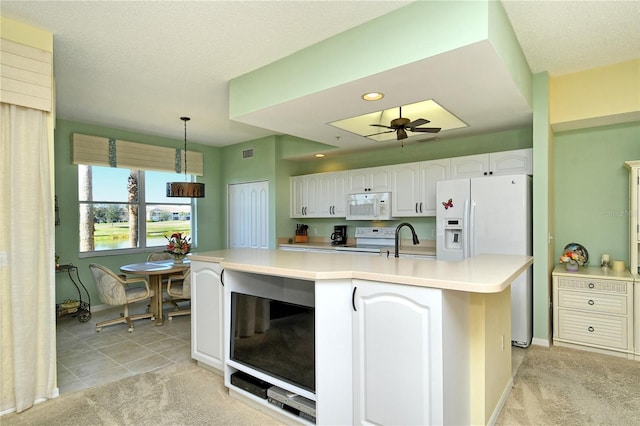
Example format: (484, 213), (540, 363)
(189, 249), (532, 294)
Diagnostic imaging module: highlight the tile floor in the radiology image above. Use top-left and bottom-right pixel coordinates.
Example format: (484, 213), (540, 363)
(56, 301), (192, 395)
(56, 302), (528, 396)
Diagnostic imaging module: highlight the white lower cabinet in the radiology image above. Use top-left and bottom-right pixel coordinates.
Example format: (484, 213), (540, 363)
(351, 280), (469, 426)
(552, 266), (634, 358)
(191, 260), (224, 372)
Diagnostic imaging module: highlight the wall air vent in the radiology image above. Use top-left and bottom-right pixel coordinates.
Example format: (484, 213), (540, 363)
(242, 148), (254, 159)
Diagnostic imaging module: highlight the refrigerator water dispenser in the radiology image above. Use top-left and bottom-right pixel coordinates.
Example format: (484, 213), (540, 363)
(444, 219), (463, 250)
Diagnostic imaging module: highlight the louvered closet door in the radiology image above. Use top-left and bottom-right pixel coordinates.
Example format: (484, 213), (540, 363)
(228, 181), (269, 249)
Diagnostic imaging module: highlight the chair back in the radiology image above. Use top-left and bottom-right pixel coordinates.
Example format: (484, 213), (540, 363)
(147, 252), (172, 261)
(167, 269), (191, 298)
(182, 269), (191, 298)
(89, 263), (128, 306)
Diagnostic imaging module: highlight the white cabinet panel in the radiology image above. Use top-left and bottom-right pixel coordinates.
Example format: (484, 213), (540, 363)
(392, 159), (450, 217)
(490, 148), (533, 175)
(290, 171), (346, 218)
(450, 154), (489, 179)
(191, 261), (224, 372)
(450, 149), (532, 179)
(347, 166), (392, 193)
(352, 280), (445, 426)
(391, 162), (421, 216)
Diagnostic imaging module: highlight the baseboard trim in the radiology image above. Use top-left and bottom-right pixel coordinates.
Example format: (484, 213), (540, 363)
(531, 337), (550, 347)
(488, 376), (514, 426)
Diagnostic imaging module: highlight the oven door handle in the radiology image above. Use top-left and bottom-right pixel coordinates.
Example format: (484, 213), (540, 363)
(220, 269), (224, 286)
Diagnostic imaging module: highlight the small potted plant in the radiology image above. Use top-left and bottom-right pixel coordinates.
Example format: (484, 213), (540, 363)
(165, 232), (191, 263)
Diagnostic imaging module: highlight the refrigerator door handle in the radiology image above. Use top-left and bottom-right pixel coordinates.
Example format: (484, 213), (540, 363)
(469, 200), (476, 258)
(463, 199), (470, 259)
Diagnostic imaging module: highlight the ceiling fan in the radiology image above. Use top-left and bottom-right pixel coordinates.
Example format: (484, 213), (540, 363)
(365, 106), (441, 141)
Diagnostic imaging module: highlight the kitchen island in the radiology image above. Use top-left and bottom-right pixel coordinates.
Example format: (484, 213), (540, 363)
(189, 249), (533, 425)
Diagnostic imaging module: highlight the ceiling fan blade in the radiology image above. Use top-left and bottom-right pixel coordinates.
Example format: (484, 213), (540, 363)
(365, 130), (395, 137)
(410, 127), (441, 133)
(369, 124), (393, 129)
(406, 118), (430, 128)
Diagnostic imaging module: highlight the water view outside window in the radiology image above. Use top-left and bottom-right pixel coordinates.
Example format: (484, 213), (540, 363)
(78, 166), (192, 253)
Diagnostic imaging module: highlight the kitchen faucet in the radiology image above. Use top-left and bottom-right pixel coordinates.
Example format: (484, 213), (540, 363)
(395, 222), (420, 258)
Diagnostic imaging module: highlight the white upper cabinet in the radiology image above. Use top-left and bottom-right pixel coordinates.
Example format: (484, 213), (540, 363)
(450, 154), (489, 179)
(392, 159), (450, 217)
(318, 171), (347, 217)
(450, 148), (532, 179)
(292, 149), (531, 219)
(347, 166), (393, 193)
(290, 171), (346, 218)
(490, 148), (533, 176)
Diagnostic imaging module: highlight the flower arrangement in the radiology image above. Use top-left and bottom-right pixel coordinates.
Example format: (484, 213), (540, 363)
(559, 248), (587, 266)
(165, 232), (191, 258)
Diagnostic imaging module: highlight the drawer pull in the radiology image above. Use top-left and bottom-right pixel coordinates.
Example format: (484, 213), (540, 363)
(588, 326), (595, 332)
(588, 282), (595, 289)
(588, 299), (595, 305)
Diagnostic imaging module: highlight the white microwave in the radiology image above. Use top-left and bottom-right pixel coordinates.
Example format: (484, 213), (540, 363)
(346, 192), (394, 220)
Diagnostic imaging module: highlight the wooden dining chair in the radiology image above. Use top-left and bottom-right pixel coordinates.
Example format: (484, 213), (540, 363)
(166, 269), (191, 320)
(89, 263), (155, 332)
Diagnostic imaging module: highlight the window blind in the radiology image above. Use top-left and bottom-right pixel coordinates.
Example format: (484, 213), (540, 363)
(72, 133), (203, 176)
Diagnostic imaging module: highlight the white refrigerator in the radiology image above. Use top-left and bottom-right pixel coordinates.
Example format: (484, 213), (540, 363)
(436, 174), (532, 347)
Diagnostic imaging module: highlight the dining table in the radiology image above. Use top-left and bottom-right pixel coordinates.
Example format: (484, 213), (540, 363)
(120, 259), (190, 326)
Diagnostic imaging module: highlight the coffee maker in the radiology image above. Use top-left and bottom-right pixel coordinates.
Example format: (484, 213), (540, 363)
(331, 225), (348, 245)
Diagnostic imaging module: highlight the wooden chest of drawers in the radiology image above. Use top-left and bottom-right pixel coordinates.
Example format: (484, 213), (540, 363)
(552, 266), (634, 359)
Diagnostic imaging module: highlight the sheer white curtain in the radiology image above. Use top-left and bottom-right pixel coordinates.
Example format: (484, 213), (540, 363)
(0, 103), (57, 413)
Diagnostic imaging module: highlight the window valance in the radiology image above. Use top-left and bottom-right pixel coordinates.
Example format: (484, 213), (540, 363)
(72, 133), (203, 176)
(0, 38), (53, 112)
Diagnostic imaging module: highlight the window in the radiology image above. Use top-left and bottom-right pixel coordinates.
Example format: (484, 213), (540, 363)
(78, 165), (194, 254)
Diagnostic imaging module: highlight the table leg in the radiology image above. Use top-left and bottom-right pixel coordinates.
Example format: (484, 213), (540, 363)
(150, 275), (164, 326)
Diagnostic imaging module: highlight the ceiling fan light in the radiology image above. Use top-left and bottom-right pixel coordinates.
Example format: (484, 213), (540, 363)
(361, 92), (384, 101)
(397, 128), (408, 140)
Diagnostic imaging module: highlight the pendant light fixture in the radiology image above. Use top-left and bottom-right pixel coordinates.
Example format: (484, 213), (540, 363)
(166, 116), (205, 198)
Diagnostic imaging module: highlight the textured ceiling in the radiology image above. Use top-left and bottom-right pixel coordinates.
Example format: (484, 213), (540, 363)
(2, 0), (639, 153)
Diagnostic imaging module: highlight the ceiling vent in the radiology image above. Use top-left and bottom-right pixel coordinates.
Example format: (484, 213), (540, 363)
(242, 148), (254, 159)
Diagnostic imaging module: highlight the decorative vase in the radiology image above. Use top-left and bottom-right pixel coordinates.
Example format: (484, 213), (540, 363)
(172, 255), (185, 264)
(564, 261), (579, 272)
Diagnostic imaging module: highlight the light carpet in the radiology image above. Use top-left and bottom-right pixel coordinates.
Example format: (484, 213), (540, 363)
(4, 345), (640, 425)
(2, 361), (283, 426)
(497, 345), (640, 425)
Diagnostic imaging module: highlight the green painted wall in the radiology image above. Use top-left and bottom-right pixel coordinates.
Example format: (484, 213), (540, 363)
(531, 72), (553, 343)
(220, 136), (278, 248)
(554, 122), (640, 266)
(53, 119), (222, 304)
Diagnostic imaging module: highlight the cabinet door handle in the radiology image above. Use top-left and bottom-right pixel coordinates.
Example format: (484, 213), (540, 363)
(419, 202), (423, 213)
(220, 269), (225, 286)
(588, 326), (595, 333)
(352, 287), (357, 311)
(588, 282), (595, 289)
(588, 299), (594, 305)
(415, 202), (419, 213)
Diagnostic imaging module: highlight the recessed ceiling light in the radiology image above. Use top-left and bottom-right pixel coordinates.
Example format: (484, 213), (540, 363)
(314, 153), (325, 158)
(361, 92), (384, 101)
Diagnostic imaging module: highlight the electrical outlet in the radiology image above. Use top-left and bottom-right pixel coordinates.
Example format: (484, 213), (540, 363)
(431, 228), (436, 237)
(314, 227), (317, 236)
